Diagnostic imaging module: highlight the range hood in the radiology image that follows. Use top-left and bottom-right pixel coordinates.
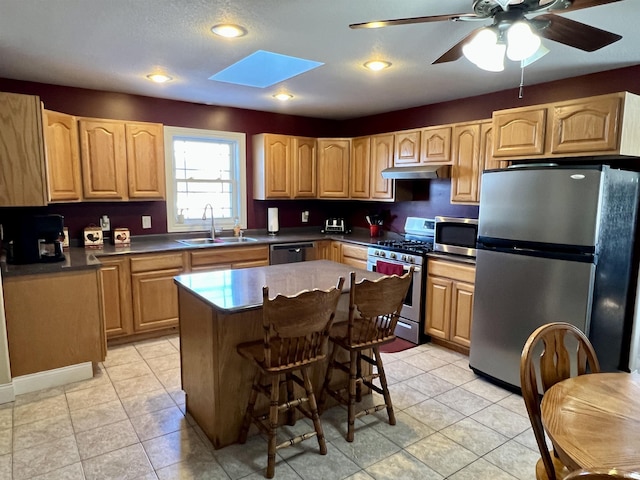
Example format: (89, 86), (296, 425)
(381, 165), (450, 180)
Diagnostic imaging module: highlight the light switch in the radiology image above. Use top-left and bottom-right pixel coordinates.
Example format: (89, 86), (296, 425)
(142, 215), (152, 229)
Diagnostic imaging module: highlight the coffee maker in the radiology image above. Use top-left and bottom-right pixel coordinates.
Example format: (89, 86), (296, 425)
(7, 214), (66, 264)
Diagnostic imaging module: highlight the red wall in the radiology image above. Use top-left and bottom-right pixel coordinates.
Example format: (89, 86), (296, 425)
(2, 64), (640, 238)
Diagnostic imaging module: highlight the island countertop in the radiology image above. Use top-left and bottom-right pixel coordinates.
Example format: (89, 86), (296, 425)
(174, 259), (384, 313)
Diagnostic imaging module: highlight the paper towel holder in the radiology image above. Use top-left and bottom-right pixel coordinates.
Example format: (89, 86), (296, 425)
(267, 207), (279, 236)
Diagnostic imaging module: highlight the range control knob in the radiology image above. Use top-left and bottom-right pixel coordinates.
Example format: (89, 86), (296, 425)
(380, 251), (386, 258)
(390, 252), (397, 260)
(407, 255), (415, 264)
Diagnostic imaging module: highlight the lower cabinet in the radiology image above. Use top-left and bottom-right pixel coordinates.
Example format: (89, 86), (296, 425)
(189, 245), (269, 271)
(99, 256), (133, 338)
(4, 269), (106, 376)
(130, 252), (186, 333)
(425, 258), (476, 353)
(340, 243), (368, 270)
(315, 240), (332, 260)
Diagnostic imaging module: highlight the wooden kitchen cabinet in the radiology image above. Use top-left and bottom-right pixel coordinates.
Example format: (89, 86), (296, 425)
(317, 138), (350, 198)
(4, 269), (106, 376)
(350, 136), (371, 199)
(130, 252), (186, 333)
(44, 110), (83, 202)
(189, 245), (269, 271)
(99, 256), (134, 338)
(79, 117), (165, 200)
(125, 122), (165, 199)
(420, 126), (452, 164)
(79, 118), (128, 200)
(451, 121), (481, 204)
(492, 92), (640, 160)
(393, 129), (420, 166)
(340, 242), (368, 270)
(253, 134), (316, 199)
(0, 92), (48, 206)
(315, 240), (332, 260)
(350, 134), (395, 201)
(425, 258), (475, 354)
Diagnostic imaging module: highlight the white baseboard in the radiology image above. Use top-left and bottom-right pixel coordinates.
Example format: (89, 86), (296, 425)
(0, 383), (14, 404)
(12, 362), (94, 396)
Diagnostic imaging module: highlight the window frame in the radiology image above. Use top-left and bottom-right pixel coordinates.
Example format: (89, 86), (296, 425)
(163, 126), (247, 234)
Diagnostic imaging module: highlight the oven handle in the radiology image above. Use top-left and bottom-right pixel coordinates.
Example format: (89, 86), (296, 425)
(366, 261), (422, 274)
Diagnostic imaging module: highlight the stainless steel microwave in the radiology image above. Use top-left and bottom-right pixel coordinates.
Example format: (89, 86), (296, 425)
(434, 216), (479, 257)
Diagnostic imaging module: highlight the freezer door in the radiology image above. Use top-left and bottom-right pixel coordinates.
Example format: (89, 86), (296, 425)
(479, 167), (603, 247)
(469, 248), (595, 389)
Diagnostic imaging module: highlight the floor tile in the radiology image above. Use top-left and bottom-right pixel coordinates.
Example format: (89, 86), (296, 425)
(13, 412), (74, 451)
(448, 457), (519, 480)
(106, 360), (153, 382)
(146, 353), (181, 373)
(66, 383), (119, 411)
(121, 388), (177, 418)
(403, 372), (457, 398)
(70, 399), (128, 433)
(13, 394), (69, 427)
(143, 427), (214, 471)
(440, 417), (509, 456)
(31, 461), (86, 479)
(285, 440), (361, 480)
(75, 418), (139, 460)
(401, 351), (449, 372)
(0, 404), (12, 430)
(136, 341), (179, 360)
(12, 434), (80, 480)
(404, 399), (465, 431)
(434, 386), (493, 416)
(365, 450), (443, 480)
(212, 434), (276, 479)
(82, 443), (154, 480)
(130, 405), (188, 441)
(483, 439), (541, 480)
(405, 432), (478, 478)
(460, 377), (513, 403)
(470, 404), (531, 438)
(102, 345), (143, 368)
(155, 458), (232, 480)
(331, 426), (400, 468)
(14, 386), (65, 406)
(0, 453), (11, 479)
(371, 411), (435, 448)
(429, 364), (477, 386)
(382, 360), (424, 384)
(0, 426), (11, 455)
(113, 372), (165, 399)
(385, 381), (429, 410)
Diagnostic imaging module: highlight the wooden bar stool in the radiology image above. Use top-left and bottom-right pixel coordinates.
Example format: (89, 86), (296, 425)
(318, 269), (413, 442)
(237, 277), (345, 478)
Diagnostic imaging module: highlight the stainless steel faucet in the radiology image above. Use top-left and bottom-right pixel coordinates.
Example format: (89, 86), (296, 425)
(202, 204), (216, 239)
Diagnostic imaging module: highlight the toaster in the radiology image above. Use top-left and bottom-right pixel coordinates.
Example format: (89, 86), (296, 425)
(321, 218), (350, 234)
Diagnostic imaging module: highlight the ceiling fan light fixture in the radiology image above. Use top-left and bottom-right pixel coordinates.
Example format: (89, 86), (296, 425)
(211, 24), (247, 38)
(273, 93), (293, 101)
(364, 60), (391, 71)
(462, 28), (505, 72)
(506, 21), (541, 61)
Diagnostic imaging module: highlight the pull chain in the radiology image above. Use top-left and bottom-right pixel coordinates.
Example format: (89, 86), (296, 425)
(519, 61), (525, 99)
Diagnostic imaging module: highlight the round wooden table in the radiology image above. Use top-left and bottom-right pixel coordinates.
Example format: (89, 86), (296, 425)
(541, 372), (640, 472)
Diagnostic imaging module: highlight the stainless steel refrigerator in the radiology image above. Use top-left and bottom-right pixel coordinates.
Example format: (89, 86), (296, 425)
(469, 164), (640, 390)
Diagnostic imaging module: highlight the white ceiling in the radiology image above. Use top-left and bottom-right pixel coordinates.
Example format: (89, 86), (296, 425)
(0, 0), (638, 120)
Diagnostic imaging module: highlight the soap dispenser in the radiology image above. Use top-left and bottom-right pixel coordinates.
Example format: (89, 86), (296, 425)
(233, 217), (241, 237)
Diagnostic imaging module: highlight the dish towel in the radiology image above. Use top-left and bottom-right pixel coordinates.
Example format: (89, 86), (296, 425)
(377, 260), (404, 276)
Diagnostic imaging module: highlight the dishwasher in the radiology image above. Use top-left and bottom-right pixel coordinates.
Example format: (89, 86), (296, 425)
(269, 242), (316, 265)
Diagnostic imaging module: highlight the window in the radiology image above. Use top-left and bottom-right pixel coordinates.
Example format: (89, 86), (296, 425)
(164, 126), (247, 233)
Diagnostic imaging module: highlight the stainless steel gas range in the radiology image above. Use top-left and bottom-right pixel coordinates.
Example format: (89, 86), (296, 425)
(366, 217), (435, 344)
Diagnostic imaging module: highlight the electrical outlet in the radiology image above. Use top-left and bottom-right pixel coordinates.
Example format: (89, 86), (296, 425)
(302, 211), (309, 223)
(142, 215), (152, 229)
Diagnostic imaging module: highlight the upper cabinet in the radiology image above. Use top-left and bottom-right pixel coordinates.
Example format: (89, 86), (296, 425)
(44, 110), (83, 202)
(393, 129), (421, 165)
(350, 136), (371, 199)
(493, 92), (640, 160)
(0, 92), (48, 206)
(253, 133), (316, 199)
(420, 126), (452, 164)
(125, 122), (165, 199)
(350, 134), (395, 201)
(317, 138), (350, 199)
(79, 118), (165, 201)
(451, 119), (494, 205)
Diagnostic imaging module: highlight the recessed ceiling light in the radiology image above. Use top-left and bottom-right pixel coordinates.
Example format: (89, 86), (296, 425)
(146, 73), (172, 83)
(273, 93), (293, 101)
(364, 60), (392, 71)
(211, 24), (247, 38)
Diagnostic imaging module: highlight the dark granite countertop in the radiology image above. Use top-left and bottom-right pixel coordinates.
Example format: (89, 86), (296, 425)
(1, 227), (403, 278)
(174, 260), (384, 313)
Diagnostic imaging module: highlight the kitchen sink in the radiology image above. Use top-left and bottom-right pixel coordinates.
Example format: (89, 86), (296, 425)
(177, 237), (258, 246)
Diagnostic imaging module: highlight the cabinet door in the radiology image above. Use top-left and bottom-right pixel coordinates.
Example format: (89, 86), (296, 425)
(126, 122), (165, 199)
(451, 122), (481, 204)
(44, 110), (83, 202)
(493, 108), (546, 157)
(131, 267), (182, 332)
(340, 243), (368, 269)
(266, 134), (292, 198)
(393, 130), (420, 166)
(318, 139), (350, 198)
(330, 241), (342, 262)
(79, 118), (128, 199)
(370, 134), (394, 200)
(420, 126), (452, 164)
(315, 240), (332, 260)
(477, 121), (496, 202)
(99, 257), (134, 338)
(292, 136), (316, 198)
(350, 136), (371, 199)
(551, 96), (621, 154)
(425, 275), (452, 340)
(0, 92), (47, 206)
(450, 281), (474, 348)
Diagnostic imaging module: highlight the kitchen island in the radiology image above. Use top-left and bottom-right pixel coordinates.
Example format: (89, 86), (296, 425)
(174, 260), (383, 449)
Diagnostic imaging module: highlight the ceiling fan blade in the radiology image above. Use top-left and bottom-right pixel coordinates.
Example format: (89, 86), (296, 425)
(349, 13), (479, 29)
(534, 13), (622, 51)
(432, 31), (478, 64)
(550, 0), (624, 13)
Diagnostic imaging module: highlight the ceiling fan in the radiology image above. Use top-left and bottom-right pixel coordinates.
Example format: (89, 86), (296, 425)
(350, 0), (623, 70)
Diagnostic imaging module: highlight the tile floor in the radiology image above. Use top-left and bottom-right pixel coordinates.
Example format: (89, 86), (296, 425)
(0, 335), (542, 479)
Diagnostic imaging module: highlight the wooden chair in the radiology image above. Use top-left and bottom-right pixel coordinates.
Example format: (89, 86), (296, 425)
(520, 322), (601, 480)
(564, 469), (640, 480)
(237, 277), (345, 479)
(318, 268), (413, 442)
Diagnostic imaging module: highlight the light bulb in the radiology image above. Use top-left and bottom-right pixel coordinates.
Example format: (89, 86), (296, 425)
(463, 28), (505, 72)
(507, 22), (541, 61)
(211, 24), (247, 38)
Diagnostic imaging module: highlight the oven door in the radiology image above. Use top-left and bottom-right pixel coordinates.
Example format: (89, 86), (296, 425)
(367, 258), (422, 343)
